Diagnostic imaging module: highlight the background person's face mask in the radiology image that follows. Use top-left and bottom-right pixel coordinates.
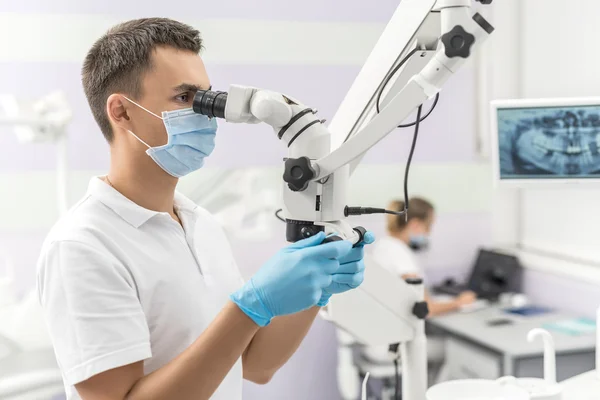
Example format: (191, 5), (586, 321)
(123, 96), (218, 178)
(409, 234), (429, 251)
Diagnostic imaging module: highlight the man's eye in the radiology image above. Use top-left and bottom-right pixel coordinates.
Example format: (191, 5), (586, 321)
(176, 93), (190, 103)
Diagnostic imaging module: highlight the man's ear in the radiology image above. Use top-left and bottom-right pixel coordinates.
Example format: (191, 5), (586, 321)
(106, 94), (131, 130)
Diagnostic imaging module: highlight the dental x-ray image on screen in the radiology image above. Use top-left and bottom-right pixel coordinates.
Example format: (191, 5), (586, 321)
(497, 105), (600, 180)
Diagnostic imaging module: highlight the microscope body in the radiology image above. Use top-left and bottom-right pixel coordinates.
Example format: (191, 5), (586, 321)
(192, 1), (496, 398)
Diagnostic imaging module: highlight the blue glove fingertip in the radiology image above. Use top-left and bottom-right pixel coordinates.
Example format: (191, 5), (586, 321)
(363, 231), (376, 245)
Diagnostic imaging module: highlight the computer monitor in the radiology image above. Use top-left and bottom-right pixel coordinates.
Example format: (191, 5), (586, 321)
(467, 249), (522, 300)
(491, 97), (600, 185)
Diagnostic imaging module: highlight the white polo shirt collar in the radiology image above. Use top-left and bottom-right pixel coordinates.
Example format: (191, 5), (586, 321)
(87, 177), (198, 229)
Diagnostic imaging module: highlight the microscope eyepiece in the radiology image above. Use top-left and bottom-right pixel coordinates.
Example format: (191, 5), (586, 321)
(193, 90), (228, 119)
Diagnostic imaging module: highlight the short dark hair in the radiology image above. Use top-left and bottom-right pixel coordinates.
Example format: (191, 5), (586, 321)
(82, 18), (203, 142)
(387, 197), (434, 233)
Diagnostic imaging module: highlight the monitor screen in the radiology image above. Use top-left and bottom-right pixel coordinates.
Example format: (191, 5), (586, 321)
(467, 249), (522, 300)
(495, 103), (600, 180)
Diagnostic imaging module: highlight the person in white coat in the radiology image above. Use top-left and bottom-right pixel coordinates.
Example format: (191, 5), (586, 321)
(339, 198), (474, 397)
(366, 197), (476, 385)
(35, 18), (372, 400)
(370, 197), (476, 316)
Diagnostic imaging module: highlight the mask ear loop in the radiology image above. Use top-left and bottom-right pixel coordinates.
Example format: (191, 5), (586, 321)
(122, 96), (163, 120)
(121, 96), (164, 149)
(127, 129), (152, 149)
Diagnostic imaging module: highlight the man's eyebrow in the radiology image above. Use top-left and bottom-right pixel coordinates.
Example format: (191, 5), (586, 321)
(172, 83), (211, 93)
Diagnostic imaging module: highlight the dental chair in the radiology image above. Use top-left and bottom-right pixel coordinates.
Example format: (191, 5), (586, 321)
(0, 268), (64, 400)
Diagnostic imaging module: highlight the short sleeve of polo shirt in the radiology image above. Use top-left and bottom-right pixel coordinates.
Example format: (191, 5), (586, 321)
(37, 239), (151, 386)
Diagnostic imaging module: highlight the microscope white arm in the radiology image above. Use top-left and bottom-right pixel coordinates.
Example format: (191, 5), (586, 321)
(192, 3), (495, 398)
(196, 0), (494, 246)
(315, 0), (493, 178)
(218, 0), (494, 179)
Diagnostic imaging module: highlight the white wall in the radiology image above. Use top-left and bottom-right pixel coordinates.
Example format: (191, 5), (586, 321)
(481, 0), (600, 316)
(518, 0), (600, 265)
(478, 0), (524, 248)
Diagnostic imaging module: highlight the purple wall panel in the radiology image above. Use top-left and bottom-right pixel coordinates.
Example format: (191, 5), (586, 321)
(0, 0), (399, 22)
(0, 62), (476, 171)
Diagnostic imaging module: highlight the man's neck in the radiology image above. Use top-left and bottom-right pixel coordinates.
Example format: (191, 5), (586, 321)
(107, 153), (179, 217)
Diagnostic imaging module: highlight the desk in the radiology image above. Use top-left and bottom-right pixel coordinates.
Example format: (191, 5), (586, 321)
(428, 305), (596, 381)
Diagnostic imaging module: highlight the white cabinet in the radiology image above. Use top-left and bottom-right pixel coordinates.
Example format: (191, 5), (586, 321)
(445, 337), (502, 380)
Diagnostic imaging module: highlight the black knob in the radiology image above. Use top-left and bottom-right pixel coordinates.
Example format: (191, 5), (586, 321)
(323, 235), (343, 244)
(405, 277), (424, 285)
(283, 157), (316, 192)
(300, 225), (321, 239)
(476, 0), (493, 4)
(473, 13), (495, 34)
(412, 302), (429, 320)
(286, 220), (323, 243)
(352, 226), (367, 247)
(441, 25), (476, 58)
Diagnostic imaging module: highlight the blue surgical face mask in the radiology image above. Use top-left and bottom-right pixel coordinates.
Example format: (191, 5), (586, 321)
(409, 234), (429, 251)
(124, 96), (218, 178)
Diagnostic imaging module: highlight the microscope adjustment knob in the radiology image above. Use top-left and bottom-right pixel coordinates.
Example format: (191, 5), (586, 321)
(405, 277), (423, 285)
(322, 236), (344, 244)
(353, 226), (367, 244)
(283, 156), (316, 192)
(412, 302), (429, 320)
(441, 25), (476, 58)
(300, 225), (322, 239)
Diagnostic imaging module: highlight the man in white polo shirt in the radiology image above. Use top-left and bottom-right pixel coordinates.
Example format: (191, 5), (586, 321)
(36, 18), (373, 400)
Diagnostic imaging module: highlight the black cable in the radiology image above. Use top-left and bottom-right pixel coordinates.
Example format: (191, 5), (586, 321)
(376, 48), (420, 114)
(398, 93), (439, 128)
(402, 105), (423, 221)
(394, 358), (400, 400)
(374, 49), (439, 128)
(344, 206), (405, 217)
(363, 47), (438, 220)
(276, 47), (436, 224)
(274, 209), (285, 223)
(344, 105), (424, 221)
(376, 46), (441, 132)
(385, 209), (405, 216)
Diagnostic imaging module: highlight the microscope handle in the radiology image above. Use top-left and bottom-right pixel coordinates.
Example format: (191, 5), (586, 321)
(322, 236), (344, 244)
(322, 226), (367, 246)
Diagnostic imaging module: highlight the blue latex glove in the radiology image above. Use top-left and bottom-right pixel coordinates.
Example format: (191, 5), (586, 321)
(317, 231), (376, 307)
(230, 232), (352, 327)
